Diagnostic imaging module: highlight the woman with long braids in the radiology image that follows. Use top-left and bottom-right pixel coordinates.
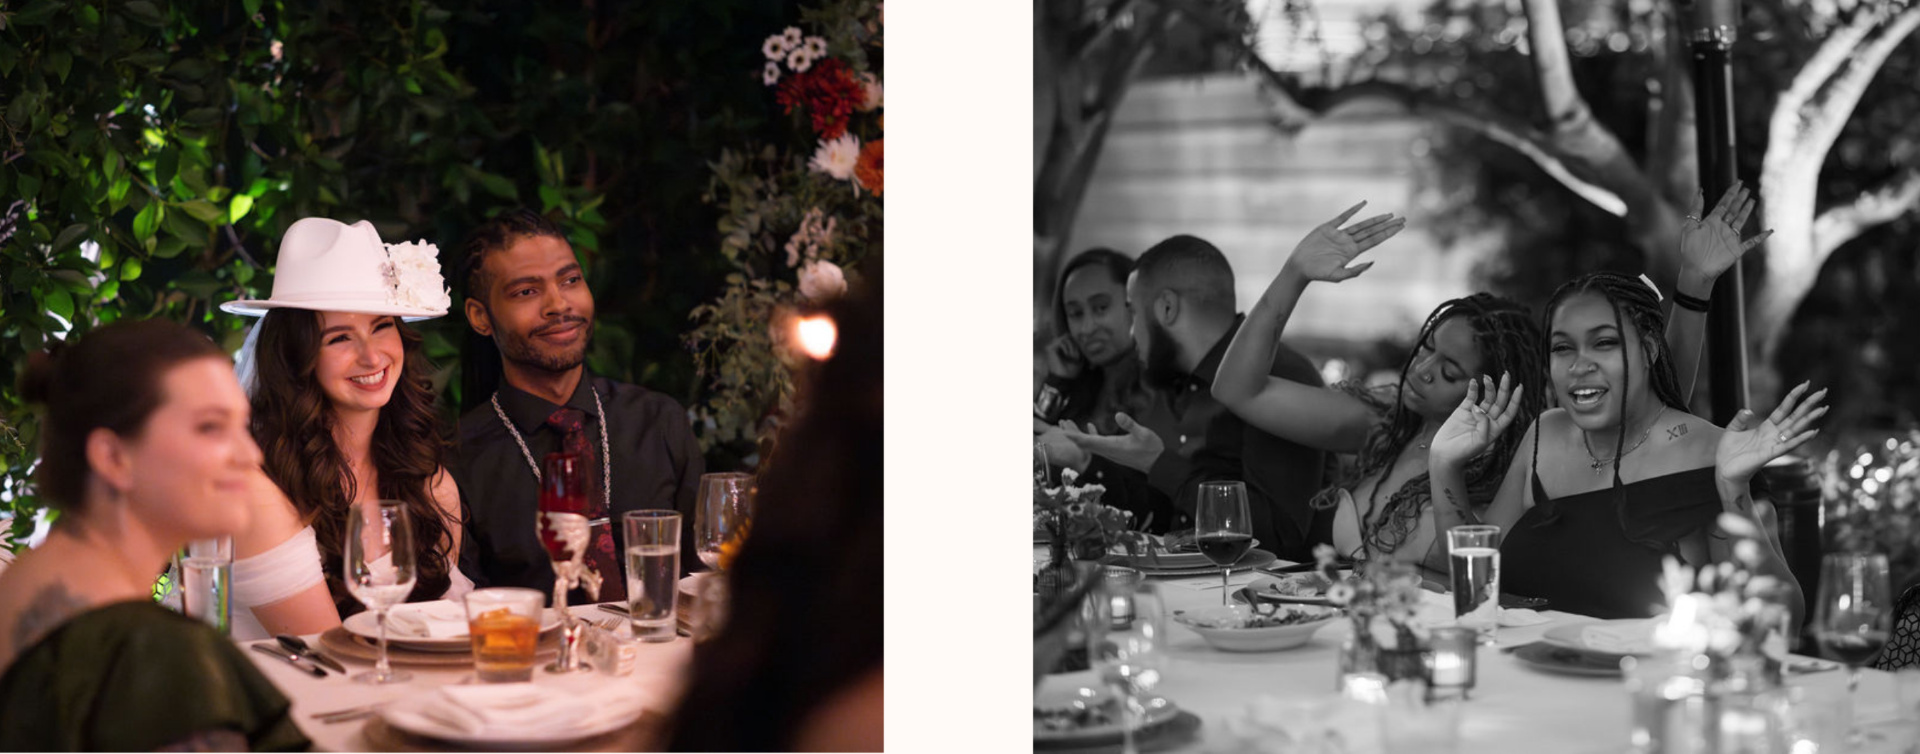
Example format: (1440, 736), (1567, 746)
(1213, 203), (1549, 576)
(1430, 269), (1818, 621)
(221, 218), (469, 634)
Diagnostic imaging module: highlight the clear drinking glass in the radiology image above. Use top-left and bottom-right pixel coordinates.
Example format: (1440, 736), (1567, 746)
(1814, 551), (1892, 745)
(345, 500), (416, 684)
(538, 452), (592, 673)
(1446, 525), (1501, 644)
(694, 472), (753, 571)
(177, 537), (233, 635)
(624, 510), (681, 642)
(1092, 577), (1165, 754)
(1194, 481), (1253, 606)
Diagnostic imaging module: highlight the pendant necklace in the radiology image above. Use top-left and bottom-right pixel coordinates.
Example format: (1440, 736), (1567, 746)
(1582, 406), (1664, 474)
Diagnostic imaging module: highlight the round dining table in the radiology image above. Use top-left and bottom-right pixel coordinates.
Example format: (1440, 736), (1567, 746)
(239, 603), (692, 752)
(1035, 550), (1920, 753)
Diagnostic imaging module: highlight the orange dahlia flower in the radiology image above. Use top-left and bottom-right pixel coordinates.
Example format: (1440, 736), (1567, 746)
(855, 139), (883, 196)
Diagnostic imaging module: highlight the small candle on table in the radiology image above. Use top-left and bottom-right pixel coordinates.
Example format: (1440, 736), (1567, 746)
(1428, 626), (1478, 694)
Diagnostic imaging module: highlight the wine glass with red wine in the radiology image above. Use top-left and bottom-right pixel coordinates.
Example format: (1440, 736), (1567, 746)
(1814, 551), (1892, 744)
(1194, 481), (1253, 606)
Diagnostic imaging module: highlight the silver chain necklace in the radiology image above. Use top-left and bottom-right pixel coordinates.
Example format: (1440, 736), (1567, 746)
(491, 386), (612, 519)
(1582, 406), (1663, 474)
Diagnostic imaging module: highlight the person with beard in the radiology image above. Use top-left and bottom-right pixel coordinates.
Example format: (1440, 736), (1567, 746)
(1059, 235), (1330, 561)
(453, 210), (702, 603)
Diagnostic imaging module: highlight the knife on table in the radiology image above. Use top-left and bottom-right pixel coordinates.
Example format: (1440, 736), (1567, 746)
(251, 643), (329, 678)
(275, 635), (348, 675)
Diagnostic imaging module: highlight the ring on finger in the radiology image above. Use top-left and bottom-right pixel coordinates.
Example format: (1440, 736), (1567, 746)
(1777, 433), (1788, 443)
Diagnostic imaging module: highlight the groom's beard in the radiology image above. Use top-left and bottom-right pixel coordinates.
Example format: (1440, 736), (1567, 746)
(1140, 319), (1187, 392)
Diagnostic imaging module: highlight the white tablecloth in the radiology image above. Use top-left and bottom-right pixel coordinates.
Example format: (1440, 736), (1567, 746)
(240, 604), (692, 752)
(1040, 561), (1920, 753)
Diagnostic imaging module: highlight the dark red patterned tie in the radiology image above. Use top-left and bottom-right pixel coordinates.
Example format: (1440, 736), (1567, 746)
(546, 407), (624, 602)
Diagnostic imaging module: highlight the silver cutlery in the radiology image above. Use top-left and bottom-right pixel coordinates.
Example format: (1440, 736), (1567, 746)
(597, 602), (631, 616)
(309, 703), (381, 724)
(1231, 585), (1337, 607)
(275, 634), (347, 675)
(250, 643), (328, 678)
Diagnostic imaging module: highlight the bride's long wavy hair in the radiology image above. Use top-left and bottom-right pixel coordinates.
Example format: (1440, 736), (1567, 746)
(241, 309), (454, 616)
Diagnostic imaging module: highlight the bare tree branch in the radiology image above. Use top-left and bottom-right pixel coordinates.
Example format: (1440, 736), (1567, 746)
(1812, 168), (1920, 256)
(1799, 2), (1920, 165)
(1771, 8), (1880, 141)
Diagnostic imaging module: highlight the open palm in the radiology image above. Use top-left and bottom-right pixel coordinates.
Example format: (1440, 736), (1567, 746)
(1678, 181), (1770, 284)
(1717, 381), (1828, 482)
(1283, 202), (1408, 283)
(1431, 373), (1523, 467)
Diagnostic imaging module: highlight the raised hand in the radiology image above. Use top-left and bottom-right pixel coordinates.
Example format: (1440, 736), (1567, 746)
(1717, 381), (1828, 483)
(1282, 201), (1409, 284)
(1430, 373), (1524, 468)
(1678, 181), (1772, 287)
(1060, 412), (1166, 474)
(1042, 334), (1085, 381)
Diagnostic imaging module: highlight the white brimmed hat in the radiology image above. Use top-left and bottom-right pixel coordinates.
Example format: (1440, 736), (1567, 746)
(220, 217), (451, 321)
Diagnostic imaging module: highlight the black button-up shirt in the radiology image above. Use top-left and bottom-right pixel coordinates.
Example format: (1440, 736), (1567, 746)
(455, 373), (703, 603)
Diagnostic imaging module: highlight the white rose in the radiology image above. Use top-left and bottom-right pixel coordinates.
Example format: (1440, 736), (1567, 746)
(798, 259), (847, 302)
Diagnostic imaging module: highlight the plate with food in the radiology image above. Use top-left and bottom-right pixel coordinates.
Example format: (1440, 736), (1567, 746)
(1122, 548), (1279, 577)
(1109, 535), (1260, 571)
(1033, 676), (1180, 745)
(1172, 604), (1342, 652)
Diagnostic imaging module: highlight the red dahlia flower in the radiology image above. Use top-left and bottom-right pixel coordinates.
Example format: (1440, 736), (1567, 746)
(776, 58), (863, 139)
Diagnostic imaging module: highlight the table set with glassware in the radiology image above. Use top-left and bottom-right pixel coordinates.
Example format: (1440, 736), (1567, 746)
(1033, 480), (1920, 753)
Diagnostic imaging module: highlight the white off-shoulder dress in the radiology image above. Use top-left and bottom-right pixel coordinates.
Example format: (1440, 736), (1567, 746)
(229, 526), (474, 641)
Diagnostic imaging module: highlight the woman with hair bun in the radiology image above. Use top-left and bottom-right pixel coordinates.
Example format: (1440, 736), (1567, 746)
(0, 319), (308, 751)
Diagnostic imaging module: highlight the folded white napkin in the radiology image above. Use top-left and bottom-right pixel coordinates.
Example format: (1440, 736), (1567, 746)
(384, 600), (472, 639)
(1498, 608), (1550, 627)
(1580, 618), (1660, 655)
(412, 683), (647, 738)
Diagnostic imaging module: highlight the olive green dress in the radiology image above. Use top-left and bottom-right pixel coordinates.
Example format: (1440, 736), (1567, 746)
(0, 601), (310, 751)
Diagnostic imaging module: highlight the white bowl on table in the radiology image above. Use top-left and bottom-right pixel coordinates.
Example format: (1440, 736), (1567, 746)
(1172, 605), (1341, 652)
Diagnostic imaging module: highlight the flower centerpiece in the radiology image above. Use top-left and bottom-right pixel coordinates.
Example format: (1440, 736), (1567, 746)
(1032, 467), (1143, 566)
(1820, 429), (1920, 595)
(1651, 514), (1794, 691)
(1312, 544), (1430, 684)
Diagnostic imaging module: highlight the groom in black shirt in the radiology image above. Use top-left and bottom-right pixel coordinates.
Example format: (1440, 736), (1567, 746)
(453, 210), (702, 604)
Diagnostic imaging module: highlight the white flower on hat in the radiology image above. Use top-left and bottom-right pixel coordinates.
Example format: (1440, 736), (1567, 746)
(762, 34), (790, 61)
(798, 259), (847, 302)
(382, 241), (451, 312)
(808, 134), (861, 181)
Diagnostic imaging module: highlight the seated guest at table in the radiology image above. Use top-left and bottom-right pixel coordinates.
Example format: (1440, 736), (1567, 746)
(454, 210), (702, 604)
(666, 264), (882, 752)
(0, 320), (309, 751)
(1211, 203), (1547, 577)
(1429, 271), (1815, 622)
(225, 218), (469, 627)
(1035, 247), (1151, 435)
(1059, 235), (1328, 561)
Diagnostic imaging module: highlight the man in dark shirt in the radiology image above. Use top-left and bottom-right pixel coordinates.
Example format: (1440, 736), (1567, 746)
(1060, 235), (1327, 562)
(453, 210), (702, 604)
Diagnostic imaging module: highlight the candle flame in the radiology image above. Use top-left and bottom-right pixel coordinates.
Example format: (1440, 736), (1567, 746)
(796, 315), (837, 360)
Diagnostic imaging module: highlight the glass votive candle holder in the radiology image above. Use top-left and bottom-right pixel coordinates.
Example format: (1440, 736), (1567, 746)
(1426, 626), (1478, 699)
(1102, 566), (1142, 630)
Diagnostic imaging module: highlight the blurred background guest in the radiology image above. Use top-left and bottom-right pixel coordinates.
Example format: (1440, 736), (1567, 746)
(0, 320), (308, 751)
(1035, 247), (1150, 435)
(664, 266), (882, 752)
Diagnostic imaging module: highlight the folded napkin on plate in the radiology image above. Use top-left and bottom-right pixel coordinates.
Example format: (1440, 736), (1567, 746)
(1580, 618), (1660, 655)
(1499, 608), (1550, 627)
(384, 600), (472, 639)
(414, 683), (647, 738)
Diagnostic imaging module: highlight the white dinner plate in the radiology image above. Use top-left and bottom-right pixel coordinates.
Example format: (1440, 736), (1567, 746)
(377, 690), (644, 749)
(1541, 618), (1661, 657)
(1033, 679), (1180, 744)
(344, 603), (563, 653)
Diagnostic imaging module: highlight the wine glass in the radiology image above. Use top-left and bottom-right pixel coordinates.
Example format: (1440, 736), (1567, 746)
(1195, 481), (1253, 606)
(344, 499), (416, 684)
(1814, 551), (1893, 744)
(1092, 576), (1166, 754)
(695, 472), (754, 571)
(539, 452), (592, 673)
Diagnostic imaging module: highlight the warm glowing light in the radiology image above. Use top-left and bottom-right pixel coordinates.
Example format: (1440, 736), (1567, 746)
(796, 315), (837, 360)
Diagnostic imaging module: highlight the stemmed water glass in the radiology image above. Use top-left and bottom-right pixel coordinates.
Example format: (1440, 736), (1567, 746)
(695, 472), (754, 571)
(1195, 481), (1253, 606)
(1815, 551), (1893, 744)
(1093, 576), (1166, 754)
(344, 499), (416, 684)
(539, 452), (592, 673)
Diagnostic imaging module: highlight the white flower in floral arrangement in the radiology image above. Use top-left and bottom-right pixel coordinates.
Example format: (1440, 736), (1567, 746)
(762, 34), (790, 61)
(781, 26), (803, 49)
(1325, 582), (1355, 605)
(798, 259), (847, 302)
(787, 46), (814, 73)
(857, 72), (883, 112)
(809, 133), (861, 180)
(381, 241), (451, 312)
(763, 61), (781, 86)
(802, 35), (827, 58)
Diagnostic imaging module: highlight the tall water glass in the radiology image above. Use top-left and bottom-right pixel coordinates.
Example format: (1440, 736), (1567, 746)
(695, 472), (753, 571)
(1446, 525), (1501, 644)
(345, 500), (416, 684)
(624, 510), (681, 642)
(177, 537), (232, 635)
(1094, 578), (1165, 754)
(1195, 481), (1253, 605)
(1814, 552), (1892, 745)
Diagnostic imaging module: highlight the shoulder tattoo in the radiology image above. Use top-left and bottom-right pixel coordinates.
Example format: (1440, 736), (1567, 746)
(11, 582), (89, 652)
(1665, 423), (1689, 441)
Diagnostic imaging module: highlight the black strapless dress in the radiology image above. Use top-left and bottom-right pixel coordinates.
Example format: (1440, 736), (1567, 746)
(1501, 467), (1722, 619)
